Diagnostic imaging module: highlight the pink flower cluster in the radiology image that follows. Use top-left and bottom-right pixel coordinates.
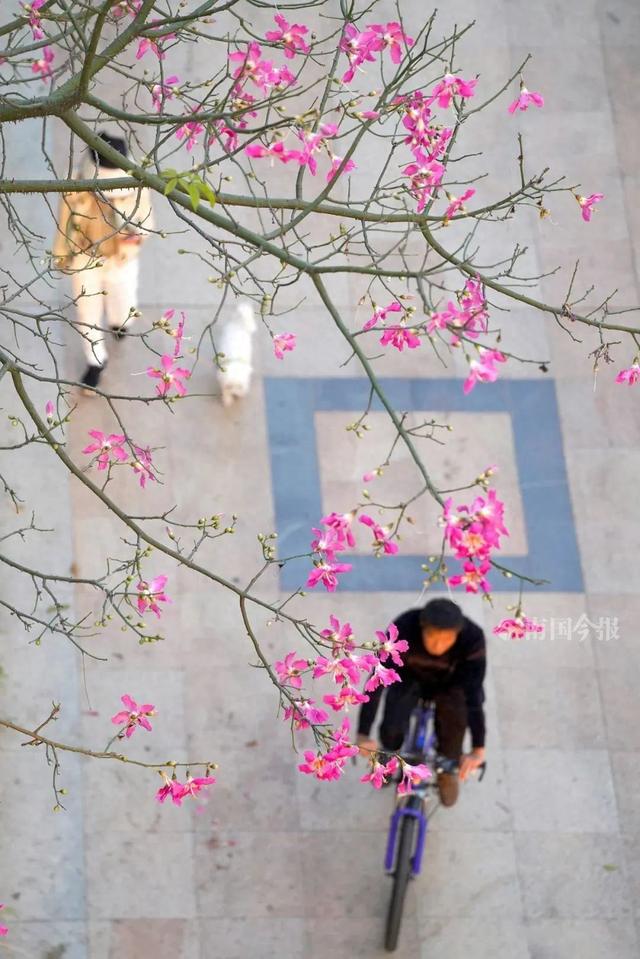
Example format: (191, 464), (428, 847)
(156, 772), (216, 806)
(307, 511), (398, 592)
(245, 123), (356, 183)
(493, 616), (543, 640)
(442, 484), (509, 594)
(136, 23), (175, 61)
(340, 21), (414, 84)
(362, 300), (420, 352)
(464, 347), (507, 395)
(111, 694), (156, 737)
(229, 41), (296, 97)
(152, 75), (179, 112)
(360, 753), (430, 791)
(82, 430), (156, 488)
(394, 79), (475, 213)
(0, 903), (7, 937)
(273, 332), (296, 359)
(428, 277), (489, 347)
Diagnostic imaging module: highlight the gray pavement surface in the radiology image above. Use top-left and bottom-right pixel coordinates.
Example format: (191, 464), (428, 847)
(1, 1), (640, 957)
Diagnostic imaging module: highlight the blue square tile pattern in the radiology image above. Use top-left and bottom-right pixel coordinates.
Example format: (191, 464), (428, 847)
(264, 378), (583, 593)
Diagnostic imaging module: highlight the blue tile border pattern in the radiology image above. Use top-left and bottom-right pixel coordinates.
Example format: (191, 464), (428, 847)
(264, 377), (583, 593)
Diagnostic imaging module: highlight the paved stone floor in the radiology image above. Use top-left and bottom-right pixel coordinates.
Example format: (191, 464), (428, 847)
(1, 1), (640, 957)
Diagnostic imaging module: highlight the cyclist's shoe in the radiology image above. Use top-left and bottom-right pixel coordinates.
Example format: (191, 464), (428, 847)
(437, 771), (459, 807)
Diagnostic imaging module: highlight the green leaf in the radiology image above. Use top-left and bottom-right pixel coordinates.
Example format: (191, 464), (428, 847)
(163, 177), (179, 196)
(160, 168), (178, 180)
(199, 181), (217, 207)
(187, 181), (200, 211)
(602, 863), (618, 872)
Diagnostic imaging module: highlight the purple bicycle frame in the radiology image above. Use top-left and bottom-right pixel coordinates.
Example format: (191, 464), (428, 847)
(384, 705), (436, 877)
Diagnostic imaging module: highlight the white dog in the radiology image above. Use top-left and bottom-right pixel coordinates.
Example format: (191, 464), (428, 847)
(216, 301), (257, 407)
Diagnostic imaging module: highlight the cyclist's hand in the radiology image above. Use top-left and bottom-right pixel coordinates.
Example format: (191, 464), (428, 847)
(459, 747), (486, 781)
(356, 734), (377, 759)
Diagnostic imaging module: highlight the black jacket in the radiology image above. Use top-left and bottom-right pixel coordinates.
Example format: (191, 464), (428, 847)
(357, 608), (487, 748)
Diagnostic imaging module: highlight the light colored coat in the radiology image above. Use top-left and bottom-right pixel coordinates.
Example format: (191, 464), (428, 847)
(53, 166), (154, 268)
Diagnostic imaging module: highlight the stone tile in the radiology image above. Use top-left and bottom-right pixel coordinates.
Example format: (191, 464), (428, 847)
(565, 450), (640, 594)
(300, 829), (412, 920)
(598, 0), (640, 46)
(504, 0), (601, 45)
(194, 831), (305, 919)
(428, 746), (514, 833)
(510, 42), (609, 113)
(87, 831), (196, 919)
(0, 752), (84, 921)
(1, 921), (88, 959)
(603, 44), (640, 180)
(316, 409), (528, 555)
(306, 914), (421, 959)
(416, 831), (522, 918)
(588, 594), (640, 675)
(418, 919), (530, 959)
(624, 834), (640, 920)
(505, 750), (619, 833)
(83, 762), (195, 836)
(598, 669), (640, 751)
(555, 376), (640, 451)
(610, 753), (640, 837)
(486, 593), (595, 669)
(494, 666), (605, 749)
(200, 919), (306, 959)
(525, 918), (639, 959)
(515, 833), (632, 919)
(96, 919), (200, 959)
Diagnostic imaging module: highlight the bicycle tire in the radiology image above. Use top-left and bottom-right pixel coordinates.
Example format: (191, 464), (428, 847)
(384, 813), (418, 952)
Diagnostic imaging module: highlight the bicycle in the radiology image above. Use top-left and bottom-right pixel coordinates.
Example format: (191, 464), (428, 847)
(383, 700), (485, 952)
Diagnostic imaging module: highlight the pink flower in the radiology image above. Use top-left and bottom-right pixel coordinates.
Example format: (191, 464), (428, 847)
(403, 152), (445, 212)
(359, 513), (399, 554)
(362, 471), (376, 483)
(180, 775), (216, 799)
(362, 300), (402, 332)
(361, 755), (399, 789)
(156, 773), (186, 806)
(306, 560), (352, 593)
(23, 0), (45, 39)
(444, 188), (476, 222)
(284, 699), (329, 729)
(294, 123), (339, 176)
(442, 487), (508, 562)
(463, 348), (507, 394)
(493, 616), (543, 640)
(273, 332), (296, 359)
(616, 363), (640, 385)
(375, 623), (408, 666)
(326, 154), (356, 181)
(274, 651), (308, 689)
(111, 694), (156, 738)
(82, 430), (128, 471)
(339, 23), (378, 83)
(325, 717), (359, 762)
(176, 118), (205, 152)
(136, 26), (175, 61)
(147, 354), (190, 397)
(320, 615), (356, 653)
(45, 400), (55, 421)
(319, 512), (356, 549)
(323, 685), (369, 711)
(151, 75), (179, 112)
(265, 13), (310, 58)
(380, 325), (421, 351)
(298, 750), (343, 781)
(448, 558), (492, 594)
(311, 524), (344, 559)
(131, 445), (156, 488)
(508, 86), (544, 114)
(397, 761), (431, 795)
(367, 21), (414, 65)
(31, 45), (54, 78)
(166, 310), (186, 356)
(576, 193), (604, 222)
(245, 141), (300, 164)
(136, 574), (170, 617)
(428, 73), (477, 109)
(0, 903), (7, 937)
(364, 660), (401, 692)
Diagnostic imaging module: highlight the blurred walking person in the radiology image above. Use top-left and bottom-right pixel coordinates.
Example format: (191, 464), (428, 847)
(53, 132), (154, 392)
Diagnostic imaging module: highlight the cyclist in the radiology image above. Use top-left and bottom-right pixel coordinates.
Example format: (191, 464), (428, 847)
(357, 598), (486, 806)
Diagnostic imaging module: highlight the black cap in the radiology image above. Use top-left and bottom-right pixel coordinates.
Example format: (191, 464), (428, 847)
(91, 131), (128, 169)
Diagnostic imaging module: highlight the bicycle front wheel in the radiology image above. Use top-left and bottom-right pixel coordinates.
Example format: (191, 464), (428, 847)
(384, 814), (417, 952)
